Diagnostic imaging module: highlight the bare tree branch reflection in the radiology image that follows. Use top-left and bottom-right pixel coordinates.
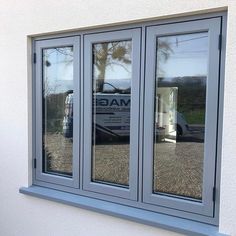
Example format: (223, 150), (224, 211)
(157, 39), (173, 78)
(43, 47), (73, 96)
(93, 41), (131, 92)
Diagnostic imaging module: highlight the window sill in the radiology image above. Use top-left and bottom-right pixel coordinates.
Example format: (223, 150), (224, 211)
(19, 186), (227, 236)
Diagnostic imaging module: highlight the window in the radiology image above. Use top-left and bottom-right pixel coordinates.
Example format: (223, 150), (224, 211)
(35, 37), (80, 187)
(143, 19), (221, 217)
(83, 29), (141, 199)
(25, 15), (225, 232)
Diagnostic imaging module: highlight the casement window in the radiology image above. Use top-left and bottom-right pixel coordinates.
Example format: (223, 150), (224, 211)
(143, 19), (221, 217)
(83, 29), (141, 199)
(35, 37), (80, 187)
(21, 14), (226, 235)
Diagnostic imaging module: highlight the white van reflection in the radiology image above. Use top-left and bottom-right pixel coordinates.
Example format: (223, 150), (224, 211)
(155, 87), (189, 141)
(63, 91), (73, 138)
(62, 88), (189, 141)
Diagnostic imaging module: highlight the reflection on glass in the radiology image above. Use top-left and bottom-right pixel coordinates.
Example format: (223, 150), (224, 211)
(92, 40), (132, 187)
(153, 33), (208, 200)
(42, 47), (73, 176)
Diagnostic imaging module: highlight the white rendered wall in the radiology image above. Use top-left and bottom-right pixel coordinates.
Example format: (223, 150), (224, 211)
(0, 1), (235, 235)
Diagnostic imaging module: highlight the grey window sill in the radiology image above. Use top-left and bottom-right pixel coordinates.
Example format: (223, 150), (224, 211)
(19, 186), (227, 236)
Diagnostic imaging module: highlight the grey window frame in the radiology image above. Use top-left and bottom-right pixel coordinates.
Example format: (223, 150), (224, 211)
(83, 29), (141, 200)
(143, 18), (221, 217)
(25, 12), (227, 232)
(35, 36), (80, 188)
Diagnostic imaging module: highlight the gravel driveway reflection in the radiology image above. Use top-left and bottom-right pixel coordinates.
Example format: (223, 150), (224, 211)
(45, 125), (204, 200)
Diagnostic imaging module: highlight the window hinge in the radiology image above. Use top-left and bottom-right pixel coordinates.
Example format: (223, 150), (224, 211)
(33, 158), (37, 169)
(33, 52), (36, 64)
(213, 187), (216, 202)
(218, 34), (222, 51)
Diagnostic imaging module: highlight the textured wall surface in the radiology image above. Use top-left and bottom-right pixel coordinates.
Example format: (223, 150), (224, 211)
(0, 0), (235, 235)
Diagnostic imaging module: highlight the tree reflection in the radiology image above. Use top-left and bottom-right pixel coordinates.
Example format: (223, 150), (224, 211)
(157, 39), (173, 78)
(93, 41), (131, 92)
(43, 47), (73, 96)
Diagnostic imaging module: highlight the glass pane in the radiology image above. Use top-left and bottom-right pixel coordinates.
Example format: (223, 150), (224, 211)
(92, 40), (132, 187)
(153, 33), (208, 200)
(42, 47), (73, 177)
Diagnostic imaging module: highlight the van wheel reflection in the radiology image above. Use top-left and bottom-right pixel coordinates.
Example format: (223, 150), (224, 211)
(177, 124), (183, 137)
